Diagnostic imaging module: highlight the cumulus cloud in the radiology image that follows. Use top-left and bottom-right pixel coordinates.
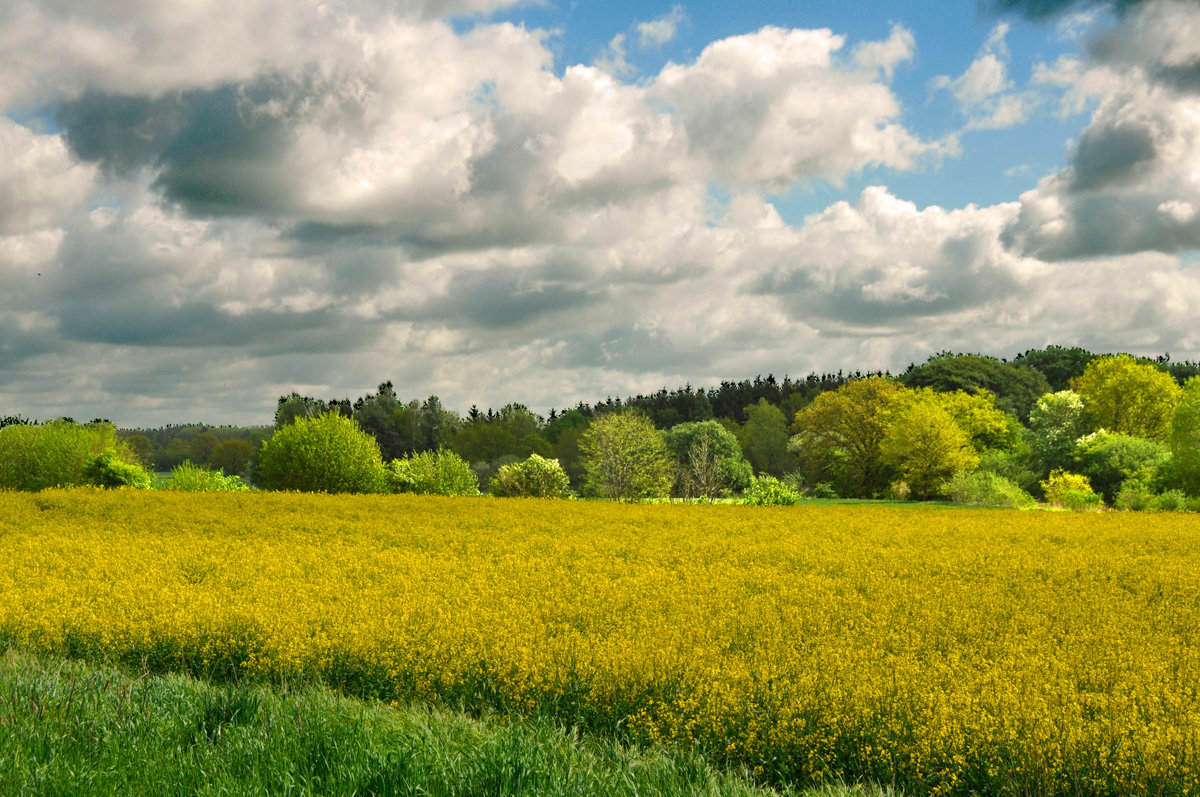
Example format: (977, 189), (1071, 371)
(1004, 0), (1200, 259)
(0, 119), (95, 235)
(654, 26), (936, 189)
(932, 24), (1040, 130)
(4, 0), (1200, 424)
(637, 5), (687, 47)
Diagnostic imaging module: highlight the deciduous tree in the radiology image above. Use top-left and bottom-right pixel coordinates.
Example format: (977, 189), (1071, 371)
(579, 410), (673, 501)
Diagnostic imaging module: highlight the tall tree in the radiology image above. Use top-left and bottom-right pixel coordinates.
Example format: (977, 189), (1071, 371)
(790, 376), (903, 497)
(1073, 355), (1181, 440)
(1169, 377), (1200, 496)
(579, 410), (674, 501)
(740, 399), (794, 477)
(879, 397), (979, 499)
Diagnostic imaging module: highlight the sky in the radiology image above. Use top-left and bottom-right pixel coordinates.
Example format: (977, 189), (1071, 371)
(2, 0), (1199, 426)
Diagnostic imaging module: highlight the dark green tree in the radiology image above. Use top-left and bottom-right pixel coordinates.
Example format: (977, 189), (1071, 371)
(900, 352), (1050, 421)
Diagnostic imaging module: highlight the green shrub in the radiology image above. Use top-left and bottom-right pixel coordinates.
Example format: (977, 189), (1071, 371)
(1063, 489), (1104, 511)
(257, 412), (387, 494)
(1041, 469), (1101, 509)
(1073, 431), (1169, 504)
(944, 470), (1035, 508)
(742, 475), (802, 506)
(810, 481), (840, 499)
(488, 454), (571, 498)
(0, 421), (140, 491)
(168, 462), (250, 492)
(82, 451), (153, 489)
(388, 450), (479, 496)
(1114, 470), (1160, 512)
(1156, 489), (1187, 512)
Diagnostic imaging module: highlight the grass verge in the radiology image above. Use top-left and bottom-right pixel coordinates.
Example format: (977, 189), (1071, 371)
(0, 648), (894, 796)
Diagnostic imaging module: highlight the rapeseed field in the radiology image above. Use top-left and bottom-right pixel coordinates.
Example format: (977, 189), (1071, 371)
(1, 490), (1198, 795)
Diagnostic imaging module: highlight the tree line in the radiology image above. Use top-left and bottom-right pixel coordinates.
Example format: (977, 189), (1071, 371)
(4, 345), (1200, 508)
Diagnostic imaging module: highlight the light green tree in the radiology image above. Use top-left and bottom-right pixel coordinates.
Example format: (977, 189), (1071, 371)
(1073, 354), (1181, 440)
(879, 396), (979, 499)
(789, 376), (903, 497)
(1169, 377), (1200, 496)
(579, 410), (674, 501)
(489, 454), (571, 498)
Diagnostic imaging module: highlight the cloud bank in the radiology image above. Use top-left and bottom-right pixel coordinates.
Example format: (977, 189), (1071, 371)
(1, 0), (1198, 423)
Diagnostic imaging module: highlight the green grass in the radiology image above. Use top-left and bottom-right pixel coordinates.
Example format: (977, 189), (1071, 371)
(0, 648), (895, 796)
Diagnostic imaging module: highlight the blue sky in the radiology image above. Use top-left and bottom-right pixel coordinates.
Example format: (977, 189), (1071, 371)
(1, 0), (1198, 424)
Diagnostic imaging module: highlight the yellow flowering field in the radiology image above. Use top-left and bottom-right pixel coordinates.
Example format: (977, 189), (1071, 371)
(2, 490), (1199, 795)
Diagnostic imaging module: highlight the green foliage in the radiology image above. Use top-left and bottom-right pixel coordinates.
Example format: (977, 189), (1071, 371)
(879, 394), (980, 499)
(1074, 354), (1181, 440)
(1156, 489), (1189, 512)
(665, 420), (752, 498)
(1012, 345), (1097, 392)
(82, 451), (153, 489)
(453, 407), (550, 466)
(1072, 431), (1169, 505)
(1041, 469), (1101, 509)
(579, 410), (674, 501)
(0, 421), (136, 491)
(188, 432), (220, 467)
(741, 475), (802, 506)
(1169, 377), (1200, 496)
(975, 449), (1041, 496)
(943, 471), (1035, 508)
(488, 454), (571, 498)
(257, 412), (387, 494)
(925, 388), (1020, 453)
(168, 462), (250, 492)
(739, 399), (795, 477)
(901, 352), (1051, 421)
(388, 450), (480, 496)
(1028, 390), (1088, 475)
(209, 439), (254, 477)
(1114, 470), (1160, 512)
(274, 393), (328, 428)
(790, 376), (903, 498)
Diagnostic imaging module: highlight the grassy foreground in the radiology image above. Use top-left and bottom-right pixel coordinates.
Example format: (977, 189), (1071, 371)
(0, 648), (884, 796)
(2, 490), (1200, 794)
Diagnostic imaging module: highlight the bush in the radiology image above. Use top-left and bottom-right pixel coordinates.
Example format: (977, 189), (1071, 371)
(1073, 431), (1169, 504)
(257, 412), (387, 494)
(82, 452), (153, 489)
(742, 475), (802, 506)
(1157, 489), (1188, 512)
(168, 462), (249, 492)
(388, 450), (479, 496)
(1041, 469), (1102, 509)
(1063, 489), (1104, 511)
(0, 421), (141, 491)
(1114, 470), (1160, 512)
(488, 454), (571, 498)
(944, 471), (1035, 508)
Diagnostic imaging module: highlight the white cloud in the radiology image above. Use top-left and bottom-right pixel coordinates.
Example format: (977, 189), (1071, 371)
(0, 118), (95, 235)
(637, 5), (686, 48)
(654, 26), (938, 189)
(933, 23), (1040, 130)
(1005, 0), (1200, 259)
(853, 24), (917, 80)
